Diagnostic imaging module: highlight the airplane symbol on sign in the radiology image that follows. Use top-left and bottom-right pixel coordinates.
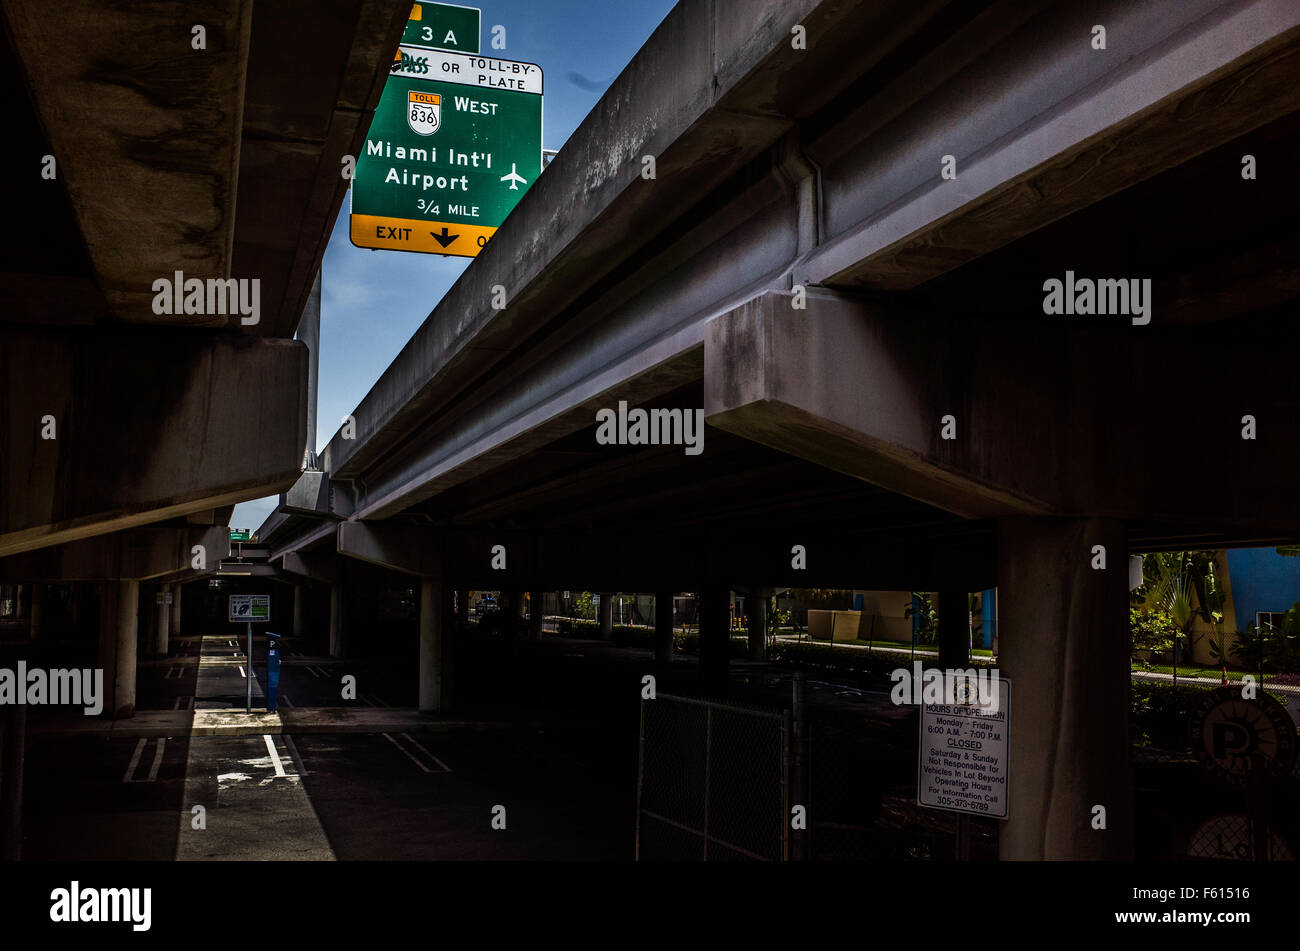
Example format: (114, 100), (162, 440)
(500, 163), (527, 190)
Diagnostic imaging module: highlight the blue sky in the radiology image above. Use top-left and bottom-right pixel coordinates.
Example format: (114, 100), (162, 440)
(231, 0), (678, 534)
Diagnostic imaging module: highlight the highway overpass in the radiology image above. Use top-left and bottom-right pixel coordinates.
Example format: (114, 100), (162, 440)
(0, 0), (414, 719)
(258, 0), (1300, 861)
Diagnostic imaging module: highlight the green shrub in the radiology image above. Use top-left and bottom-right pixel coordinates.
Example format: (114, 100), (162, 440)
(1130, 681), (1208, 750)
(1230, 603), (1300, 672)
(1130, 607), (1176, 655)
(1130, 680), (1290, 751)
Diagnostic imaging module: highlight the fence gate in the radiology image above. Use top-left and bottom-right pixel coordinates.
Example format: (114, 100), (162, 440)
(635, 693), (790, 860)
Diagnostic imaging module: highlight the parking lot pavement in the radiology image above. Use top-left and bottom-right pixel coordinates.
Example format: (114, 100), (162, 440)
(21, 720), (630, 861)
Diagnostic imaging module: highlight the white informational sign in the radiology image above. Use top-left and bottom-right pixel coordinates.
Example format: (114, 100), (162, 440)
(918, 678), (1009, 819)
(228, 594), (270, 623)
(155, 591), (173, 605)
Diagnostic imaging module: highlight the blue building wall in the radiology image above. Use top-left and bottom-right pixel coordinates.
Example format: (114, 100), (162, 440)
(1225, 548), (1300, 630)
(978, 588), (996, 649)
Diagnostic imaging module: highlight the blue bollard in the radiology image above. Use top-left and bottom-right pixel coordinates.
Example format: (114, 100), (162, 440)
(266, 631), (282, 712)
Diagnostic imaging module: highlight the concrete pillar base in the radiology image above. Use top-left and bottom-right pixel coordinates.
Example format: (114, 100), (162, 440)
(598, 592), (613, 640)
(700, 587), (731, 688)
(528, 590), (544, 640)
(97, 580), (138, 719)
(419, 579), (442, 713)
(937, 590), (969, 668)
(997, 517), (1133, 860)
(654, 591), (674, 664)
(329, 584), (344, 658)
(747, 588), (768, 661)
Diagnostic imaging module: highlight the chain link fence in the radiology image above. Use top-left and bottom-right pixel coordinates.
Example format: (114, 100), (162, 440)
(635, 693), (789, 860)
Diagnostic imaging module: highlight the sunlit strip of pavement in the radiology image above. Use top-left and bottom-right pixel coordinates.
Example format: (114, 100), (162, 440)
(174, 634), (334, 861)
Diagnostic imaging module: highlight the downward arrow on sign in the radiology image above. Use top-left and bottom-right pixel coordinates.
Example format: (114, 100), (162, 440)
(431, 227), (459, 248)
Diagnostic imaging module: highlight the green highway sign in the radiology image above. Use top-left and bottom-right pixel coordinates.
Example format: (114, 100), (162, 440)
(402, 2), (480, 53)
(351, 46), (542, 258)
(229, 529), (252, 541)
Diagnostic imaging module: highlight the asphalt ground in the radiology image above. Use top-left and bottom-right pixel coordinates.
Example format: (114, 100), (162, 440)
(17, 632), (631, 861)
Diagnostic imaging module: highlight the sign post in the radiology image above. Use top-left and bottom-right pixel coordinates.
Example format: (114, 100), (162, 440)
(229, 595), (271, 714)
(351, 45), (543, 258)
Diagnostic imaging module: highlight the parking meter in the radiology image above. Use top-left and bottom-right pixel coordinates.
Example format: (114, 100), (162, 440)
(266, 631), (282, 712)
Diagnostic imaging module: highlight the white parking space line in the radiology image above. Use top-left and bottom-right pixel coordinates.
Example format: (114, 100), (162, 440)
(382, 732), (431, 773)
(400, 733), (451, 773)
(122, 739), (146, 783)
(148, 738), (166, 782)
(238, 666), (246, 678)
(263, 734), (287, 777)
(280, 694), (293, 707)
(173, 697), (183, 710)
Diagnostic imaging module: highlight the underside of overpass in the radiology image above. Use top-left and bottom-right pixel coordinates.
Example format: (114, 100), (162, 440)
(0, 0), (412, 716)
(1, 0), (1297, 866)
(259, 0), (1300, 860)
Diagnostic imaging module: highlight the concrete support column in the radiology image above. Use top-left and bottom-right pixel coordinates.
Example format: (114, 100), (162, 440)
(598, 592), (613, 639)
(699, 587), (731, 687)
(418, 578), (442, 713)
(456, 589), (469, 627)
(747, 588), (768, 661)
(937, 590), (969, 668)
(171, 582), (183, 637)
(997, 518), (1132, 860)
(155, 589), (170, 657)
(27, 583), (43, 641)
(503, 588), (522, 632)
(529, 591), (544, 640)
(329, 584), (345, 658)
(292, 583), (304, 637)
(1, 705), (26, 860)
(654, 591), (674, 664)
(70, 584), (82, 631)
(97, 580), (138, 719)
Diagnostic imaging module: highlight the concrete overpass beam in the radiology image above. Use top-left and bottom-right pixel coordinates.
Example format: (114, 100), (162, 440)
(997, 517), (1132, 860)
(706, 290), (1300, 530)
(0, 328), (305, 559)
(336, 521), (438, 577)
(0, 524), (229, 583)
